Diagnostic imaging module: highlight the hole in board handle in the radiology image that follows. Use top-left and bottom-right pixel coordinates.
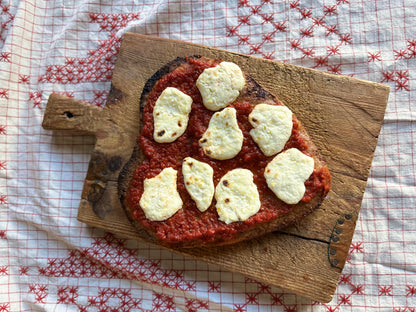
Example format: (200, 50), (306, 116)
(64, 111), (74, 118)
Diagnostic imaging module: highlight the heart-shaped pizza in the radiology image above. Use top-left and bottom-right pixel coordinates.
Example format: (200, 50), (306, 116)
(118, 56), (331, 248)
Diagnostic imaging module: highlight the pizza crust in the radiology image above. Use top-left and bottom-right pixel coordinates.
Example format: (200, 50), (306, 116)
(118, 56), (330, 248)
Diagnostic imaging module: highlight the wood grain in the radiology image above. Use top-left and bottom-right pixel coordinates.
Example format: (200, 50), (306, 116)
(42, 33), (389, 303)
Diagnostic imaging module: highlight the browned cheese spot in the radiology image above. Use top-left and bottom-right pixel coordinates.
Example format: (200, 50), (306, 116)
(157, 130), (165, 136)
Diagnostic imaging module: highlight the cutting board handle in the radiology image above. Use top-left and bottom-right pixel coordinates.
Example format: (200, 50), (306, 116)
(42, 93), (105, 135)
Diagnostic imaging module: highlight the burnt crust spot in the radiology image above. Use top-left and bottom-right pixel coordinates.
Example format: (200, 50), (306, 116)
(244, 75), (276, 102)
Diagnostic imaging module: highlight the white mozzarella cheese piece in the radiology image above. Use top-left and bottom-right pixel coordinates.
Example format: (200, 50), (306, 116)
(153, 87), (193, 143)
(196, 61), (245, 111)
(199, 107), (243, 160)
(182, 157), (214, 212)
(215, 168), (261, 224)
(249, 104), (293, 156)
(139, 167), (183, 221)
(264, 148), (315, 205)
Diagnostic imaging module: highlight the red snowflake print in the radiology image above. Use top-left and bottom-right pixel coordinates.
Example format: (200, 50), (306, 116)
(0, 1), (14, 46)
(270, 293), (284, 305)
(29, 91), (42, 109)
(0, 230), (6, 239)
(0, 125), (5, 135)
(92, 90), (108, 107)
(396, 69), (409, 80)
(0, 302), (10, 312)
(327, 45), (341, 56)
(300, 27), (313, 38)
(258, 282), (271, 293)
(349, 241), (364, 254)
(338, 294), (351, 305)
(57, 286), (78, 305)
(207, 281), (221, 292)
(18, 74), (30, 83)
(0, 89), (8, 99)
(328, 64), (342, 74)
(153, 292), (175, 312)
(284, 306), (297, 312)
(394, 49), (407, 60)
(290, 0), (300, 9)
(246, 293), (259, 304)
(0, 52), (11, 62)
(324, 5), (337, 15)
(340, 33), (352, 44)
(29, 284), (48, 304)
(381, 71), (395, 82)
(79, 287), (142, 311)
(39, 13), (140, 85)
(406, 285), (416, 296)
(287, 0), (352, 73)
(38, 233), (191, 291)
(380, 38), (415, 91)
(233, 304), (246, 312)
(351, 284), (365, 295)
(368, 51), (382, 62)
(0, 266), (8, 275)
(339, 274), (352, 284)
(19, 266), (29, 275)
(0, 195), (7, 205)
(226, 0), (288, 59)
(185, 298), (209, 312)
(378, 285), (393, 296)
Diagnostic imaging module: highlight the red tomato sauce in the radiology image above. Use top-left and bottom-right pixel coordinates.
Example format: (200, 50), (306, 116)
(128, 57), (330, 245)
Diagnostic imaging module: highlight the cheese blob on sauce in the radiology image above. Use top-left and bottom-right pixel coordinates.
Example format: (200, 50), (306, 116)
(139, 167), (183, 221)
(264, 148), (315, 205)
(199, 107), (243, 160)
(182, 157), (214, 212)
(153, 87), (192, 143)
(196, 61), (245, 111)
(248, 104), (293, 156)
(215, 168), (261, 224)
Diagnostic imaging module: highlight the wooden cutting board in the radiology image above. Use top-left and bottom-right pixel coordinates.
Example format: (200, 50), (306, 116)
(42, 33), (389, 303)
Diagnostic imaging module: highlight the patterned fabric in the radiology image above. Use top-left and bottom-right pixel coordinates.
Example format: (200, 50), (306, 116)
(0, 0), (415, 311)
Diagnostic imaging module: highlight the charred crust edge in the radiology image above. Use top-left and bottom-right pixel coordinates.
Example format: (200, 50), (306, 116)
(139, 55), (203, 117)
